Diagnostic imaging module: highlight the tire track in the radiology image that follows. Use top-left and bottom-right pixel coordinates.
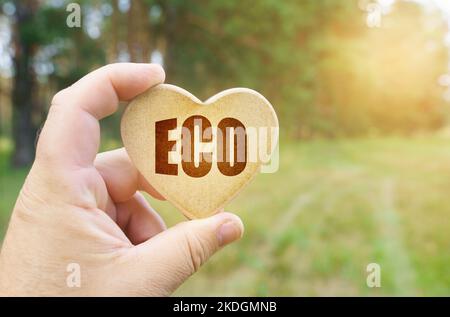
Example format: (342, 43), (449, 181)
(371, 178), (418, 295)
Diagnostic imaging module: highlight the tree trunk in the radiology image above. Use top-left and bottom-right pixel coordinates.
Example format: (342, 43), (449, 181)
(11, 1), (38, 167)
(108, 0), (119, 62)
(127, 0), (151, 62)
(160, 1), (178, 79)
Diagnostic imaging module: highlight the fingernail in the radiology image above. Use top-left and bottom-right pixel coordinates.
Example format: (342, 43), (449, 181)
(217, 221), (242, 247)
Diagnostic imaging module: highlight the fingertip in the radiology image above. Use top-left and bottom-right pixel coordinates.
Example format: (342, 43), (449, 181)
(224, 212), (245, 239)
(131, 63), (165, 89)
(102, 63), (166, 102)
(146, 63), (166, 83)
(210, 211), (244, 246)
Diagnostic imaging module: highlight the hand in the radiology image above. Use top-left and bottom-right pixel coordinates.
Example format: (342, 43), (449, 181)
(0, 63), (244, 296)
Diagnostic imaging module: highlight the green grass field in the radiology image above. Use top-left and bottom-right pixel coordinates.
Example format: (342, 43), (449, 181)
(1, 136), (449, 296)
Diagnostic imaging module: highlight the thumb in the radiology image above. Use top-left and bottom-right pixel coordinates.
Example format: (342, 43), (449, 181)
(129, 212), (244, 295)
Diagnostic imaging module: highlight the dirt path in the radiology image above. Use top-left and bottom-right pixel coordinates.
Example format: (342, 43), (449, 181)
(371, 178), (418, 295)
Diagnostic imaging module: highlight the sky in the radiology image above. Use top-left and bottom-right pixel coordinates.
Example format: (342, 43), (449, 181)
(413, 0), (450, 20)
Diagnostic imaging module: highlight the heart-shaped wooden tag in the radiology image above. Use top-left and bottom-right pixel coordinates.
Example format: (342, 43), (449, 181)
(121, 84), (278, 219)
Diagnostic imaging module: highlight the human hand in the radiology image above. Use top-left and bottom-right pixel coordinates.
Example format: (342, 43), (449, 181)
(0, 63), (244, 296)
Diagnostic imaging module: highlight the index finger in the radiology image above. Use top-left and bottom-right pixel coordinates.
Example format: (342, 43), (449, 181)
(36, 63), (165, 168)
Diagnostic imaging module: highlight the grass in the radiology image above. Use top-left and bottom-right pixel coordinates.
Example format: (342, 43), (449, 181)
(1, 135), (449, 296)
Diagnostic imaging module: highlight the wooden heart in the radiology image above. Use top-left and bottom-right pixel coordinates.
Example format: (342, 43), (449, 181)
(121, 84), (278, 219)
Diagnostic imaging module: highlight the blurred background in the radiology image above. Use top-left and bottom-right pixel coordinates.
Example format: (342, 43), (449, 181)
(0, 0), (450, 295)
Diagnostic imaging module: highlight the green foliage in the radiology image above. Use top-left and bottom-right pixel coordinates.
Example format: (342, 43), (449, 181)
(1, 0), (449, 296)
(144, 0), (448, 138)
(1, 0), (449, 139)
(2, 136), (450, 295)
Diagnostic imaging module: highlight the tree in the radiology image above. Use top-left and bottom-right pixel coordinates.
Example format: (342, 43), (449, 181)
(11, 0), (40, 167)
(4, 0), (106, 167)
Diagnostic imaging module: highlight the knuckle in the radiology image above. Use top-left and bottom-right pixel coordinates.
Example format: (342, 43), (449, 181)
(34, 126), (53, 163)
(34, 101), (66, 165)
(51, 88), (71, 107)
